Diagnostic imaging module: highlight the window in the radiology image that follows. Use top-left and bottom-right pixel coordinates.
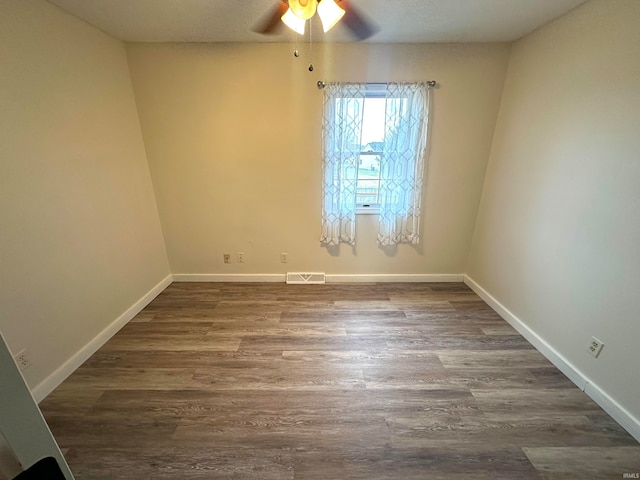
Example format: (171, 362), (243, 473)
(320, 83), (430, 247)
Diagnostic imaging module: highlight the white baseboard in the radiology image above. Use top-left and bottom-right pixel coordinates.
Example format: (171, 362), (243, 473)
(172, 274), (286, 282)
(172, 273), (464, 283)
(463, 274), (640, 443)
(326, 274), (464, 283)
(32, 274), (173, 403)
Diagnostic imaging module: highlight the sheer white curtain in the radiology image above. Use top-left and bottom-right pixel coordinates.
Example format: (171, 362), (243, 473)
(378, 83), (430, 246)
(320, 83), (366, 246)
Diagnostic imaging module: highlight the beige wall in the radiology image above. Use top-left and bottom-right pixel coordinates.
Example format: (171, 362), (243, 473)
(467, 0), (640, 421)
(126, 42), (510, 275)
(0, 0), (170, 390)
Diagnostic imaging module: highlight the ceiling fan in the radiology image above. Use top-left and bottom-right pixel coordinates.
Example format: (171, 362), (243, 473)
(254, 0), (377, 41)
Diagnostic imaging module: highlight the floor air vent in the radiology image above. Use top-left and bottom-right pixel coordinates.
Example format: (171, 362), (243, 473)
(286, 272), (326, 284)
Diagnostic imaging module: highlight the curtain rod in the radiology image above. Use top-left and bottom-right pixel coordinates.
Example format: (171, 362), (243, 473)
(317, 80), (437, 89)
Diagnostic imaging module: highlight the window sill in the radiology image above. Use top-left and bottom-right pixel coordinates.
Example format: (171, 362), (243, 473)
(356, 205), (380, 215)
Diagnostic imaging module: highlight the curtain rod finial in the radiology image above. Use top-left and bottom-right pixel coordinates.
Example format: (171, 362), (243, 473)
(317, 80), (326, 89)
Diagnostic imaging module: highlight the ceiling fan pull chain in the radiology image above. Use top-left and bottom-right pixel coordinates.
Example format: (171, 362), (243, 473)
(308, 19), (314, 72)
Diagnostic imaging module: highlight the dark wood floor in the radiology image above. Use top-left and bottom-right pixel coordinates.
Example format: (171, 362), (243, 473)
(40, 282), (640, 479)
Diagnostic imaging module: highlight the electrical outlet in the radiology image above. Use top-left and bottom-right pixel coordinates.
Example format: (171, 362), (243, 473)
(223, 253), (231, 264)
(237, 252), (245, 263)
(280, 252), (288, 263)
(14, 350), (31, 370)
(587, 337), (604, 358)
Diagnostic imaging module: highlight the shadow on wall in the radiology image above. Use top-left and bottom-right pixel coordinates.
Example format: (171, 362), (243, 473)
(0, 431), (22, 480)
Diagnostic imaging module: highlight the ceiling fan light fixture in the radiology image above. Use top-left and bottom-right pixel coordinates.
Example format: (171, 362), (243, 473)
(288, 0), (317, 20)
(317, 0), (345, 33)
(281, 8), (306, 34)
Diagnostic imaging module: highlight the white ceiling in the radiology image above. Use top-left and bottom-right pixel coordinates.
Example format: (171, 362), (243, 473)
(47, 0), (587, 43)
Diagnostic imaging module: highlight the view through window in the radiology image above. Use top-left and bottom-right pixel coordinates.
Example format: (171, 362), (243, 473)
(357, 95), (385, 206)
(357, 95), (385, 208)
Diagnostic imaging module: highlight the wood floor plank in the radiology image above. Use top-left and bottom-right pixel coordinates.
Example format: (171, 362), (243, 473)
(82, 350), (283, 369)
(406, 310), (505, 323)
(46, 414), (179, 449)
(237, 335), (390, 352)
(345, 324), (487, 336)
(363, 367), (552, 390)
(585, 414), (640, 446)
(523, 446), (640, 479)
(471, 389), (604, 416)
(190, 362), (367, 390)
(38, 388), (104, 415)
(101, 334), (241, 351)
(207, 325), (348, 337)
(386, 334), (535, 351)
(173, 414), (390, 450)
(389, 414), (626, 448)
(438, 350), (553, 369)
(280, 310), (408, 323)
(38, 282), (637, 479)
(56, 367), (206, 390)
(529, 367), (579, 388)
(334, 300), (456, 311)
(480, 324), (520, 335)
(281, 349), (443, 365)
(65, 446), (294, 480)
(293, 446), (541, 480)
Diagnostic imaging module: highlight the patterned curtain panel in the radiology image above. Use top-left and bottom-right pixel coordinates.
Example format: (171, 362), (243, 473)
(378, 83), (430, 246)
(320, 83), (366, 246)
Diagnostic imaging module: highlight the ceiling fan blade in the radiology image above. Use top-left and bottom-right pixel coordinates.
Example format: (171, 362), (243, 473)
(339, 0), (378, 41)
(253, 1), (289, 35)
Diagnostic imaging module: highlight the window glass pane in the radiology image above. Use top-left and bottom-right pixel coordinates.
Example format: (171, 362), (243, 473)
(357, 96), (385, 206)
(358, 154), (380, 176)
(356, 178), (380, 204)
(361, 98), (386, 146)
